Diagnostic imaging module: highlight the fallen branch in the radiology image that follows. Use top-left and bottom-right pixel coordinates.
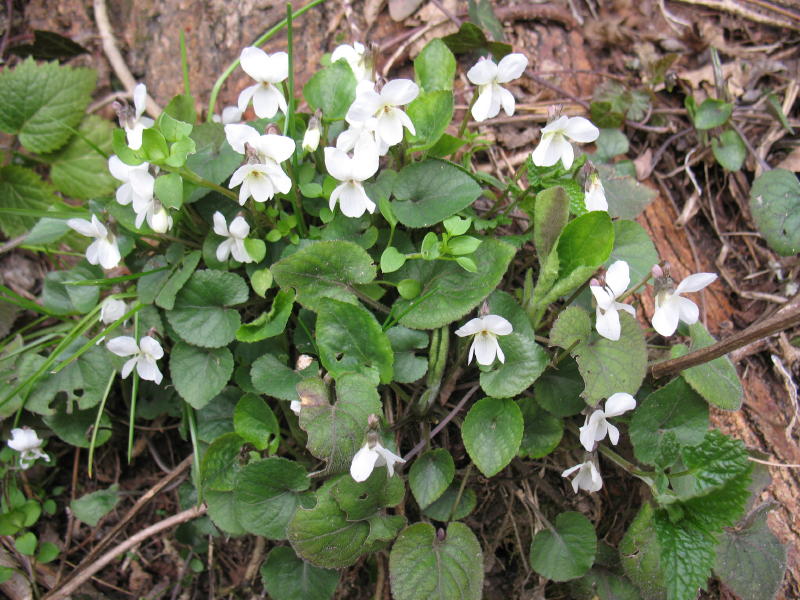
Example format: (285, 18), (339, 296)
(44, 505), (207, 600)
(650, 294), (800, 379)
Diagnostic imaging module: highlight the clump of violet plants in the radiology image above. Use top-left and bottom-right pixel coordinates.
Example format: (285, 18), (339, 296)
(0, 12), (785, 600)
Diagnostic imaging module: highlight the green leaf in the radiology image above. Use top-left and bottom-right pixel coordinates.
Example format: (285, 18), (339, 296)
(479, 290), (548, 398)
(233, 457), (310, 539)
(170, 342), (233, 410)
(517, 397), (563, 459)
(569, 568), (642, 600)
(298, 373), (382, 473)
(711, 129), (746, 171)
(137, 256), (170, 304)
(42, 263), (102, 315)
(389, 522), (483, 600)
(331, 467), (405, 520)
(185, 123), (242, 202)
(422, 483), (476, 521)
(36, 541), (60, 564)
(166, 269), (248, 348)
(749, 168), (800, 256)
(406, 91), (454, 150)
(288, 483), (371, 568)
(670, 322), (743, 410)
(43, 405), (112, 447)
(441, 22), (512, 59)
(0, 165), (60, 236)
(14, 532), (37, 556)
(251, 354), (303, 401)
(533, 357), (586, 417)
(206, 489), (245, 535)
(530, 512), (597, 582)
(271, 240), (377, 311)
(9, 30), (88, 61)
(163, 93), (197, 124)
(316, 298), (393, 383)
(594, 128), (630, 162)
(629, 377), (708, 467)
(304, 60), (357, 121)
(261, 546), (340, 600)
(236, 289), (295, 342)
(558, 211), (614, 277)
(414, 39), (456, 92)
(692, 98), (733, 130)
(70, 484), (120, 527)
(140, 128), (169, 163)
(233, 394), (279, 451)
(550, 307), (647, 405)
(0, 57), (95, 153)
(154, 172), (184, 210)
(157, 110), (193, 142)
(47, 115), (116, 199)
(597, 164), (657, 219)
(533, 186), (569, 266)
(462, 397), (523, 477)
(714, 504), (787, 600)
(387, 326), (428, 383)
(250, 267), (273, 297)
(196, 388), (238, 442)
(395, 238), (515, 329)
(155, 250), (202, 311)
(670, 430), (750, 501)
(381, 246), (407, 273)
(365, 514), (407, 549)
(409, 449), (455, 509)
(25, 343), (115, 413)
(608, 220), (659, 284)
(391, 159), (482, 228)
(201, 432), (244, 492)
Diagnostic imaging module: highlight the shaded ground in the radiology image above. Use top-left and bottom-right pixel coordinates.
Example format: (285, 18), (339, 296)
(4, 0), (800, 598)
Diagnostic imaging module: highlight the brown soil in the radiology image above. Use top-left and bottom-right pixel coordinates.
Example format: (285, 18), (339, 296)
(4, 0), (800, 598)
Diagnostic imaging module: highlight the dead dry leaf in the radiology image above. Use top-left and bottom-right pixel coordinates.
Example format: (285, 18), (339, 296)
(389, 0), (425, 21)
(777, 146), (800, 172)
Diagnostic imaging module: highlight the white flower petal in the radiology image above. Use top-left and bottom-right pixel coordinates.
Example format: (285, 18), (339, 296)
(231, 239), (253, 263)
(496, 53), (528, 83)
(652, 300), (681, 337)
(133, 83), (147, 118)
(531, 134), (559, 167)
(579, 411), (602, 451)
(97, 238), (121, 269)
(473, 333), (499, 365)
(139, 336), (164, 359)
(470, 87), (494, 122)
(454, 318), (484, 337)
(605, 392), (636, 417)
(381, 79), (419, 106)
(217, 238), (233, 262)
(228, 216), (250, 239)
(676, 296), (700, 324)
(337, 182), (372, 218)
(605, 261), (630, 299)
(557, 137), (575, 169)
(498, 86), (516, 117)
(67, 218), (96, 238)
(376, 110), (404, 147)
(85, 240), (102, 266)
(240, 47), (272, 82)
(324, 147), (352, 181)
(561, 464), (582, 478)
(563, 116), (600, 143)
(252, 85), (283, 119)
(212, 211), (229, 237)
(225, 124), (260, 154)
(595, 306), (621, 341)
(591, 285), (615, 310)
(376, 445), (405, 477)
(606, 422), (621, 445)
(350, 444), (380, 482)
(121, 357), (137, 379)
(137, 357), (163, 384)
(346, 90), (382, 124)
(237, 84), (259, 114)
(482, 315), (513, 335)
(467, 57), (497, 85)
(675, 272), (717, 294)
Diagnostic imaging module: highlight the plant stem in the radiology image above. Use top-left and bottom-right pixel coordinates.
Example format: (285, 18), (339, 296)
(457, 90), (478, 139)
(179, 30), (191, 96)
(447, 463), (473, 522)
(550, 339), (579, 368)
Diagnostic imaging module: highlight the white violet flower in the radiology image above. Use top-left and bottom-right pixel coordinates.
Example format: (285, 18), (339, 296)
(225, 124), (295, 205)
(455, 314), (513, 366)
(532, 115), (600, 170)
(467, 53), (528, 122)
(67, 215), (121, 270)
(132, 195), (172, 234)
(108, 156), (155, 208)
(579, 392), (637, 451)
(331, 41), (372, 81)
(213, 211), (253, 263)
(106, 335), (164, 384)
(336, 117), (379, 154)
(302, 116), (321, 152)
(100, 298), (127, 325)
(652, 268), (718, 337)
(584, 172), (608, 212)
(7, 428), (50, 470)
(345, 79), (418, 150)
(118, 83), (154, 150)
(324, 140), (379, 218)
(350, 439), (406, 483)
(237, 47), (288, 119)
(590, 260), (635, 341)
(561, 461), (603, 493)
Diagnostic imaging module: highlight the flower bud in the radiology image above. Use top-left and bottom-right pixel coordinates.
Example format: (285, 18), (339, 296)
(302, 115), (321, 152)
